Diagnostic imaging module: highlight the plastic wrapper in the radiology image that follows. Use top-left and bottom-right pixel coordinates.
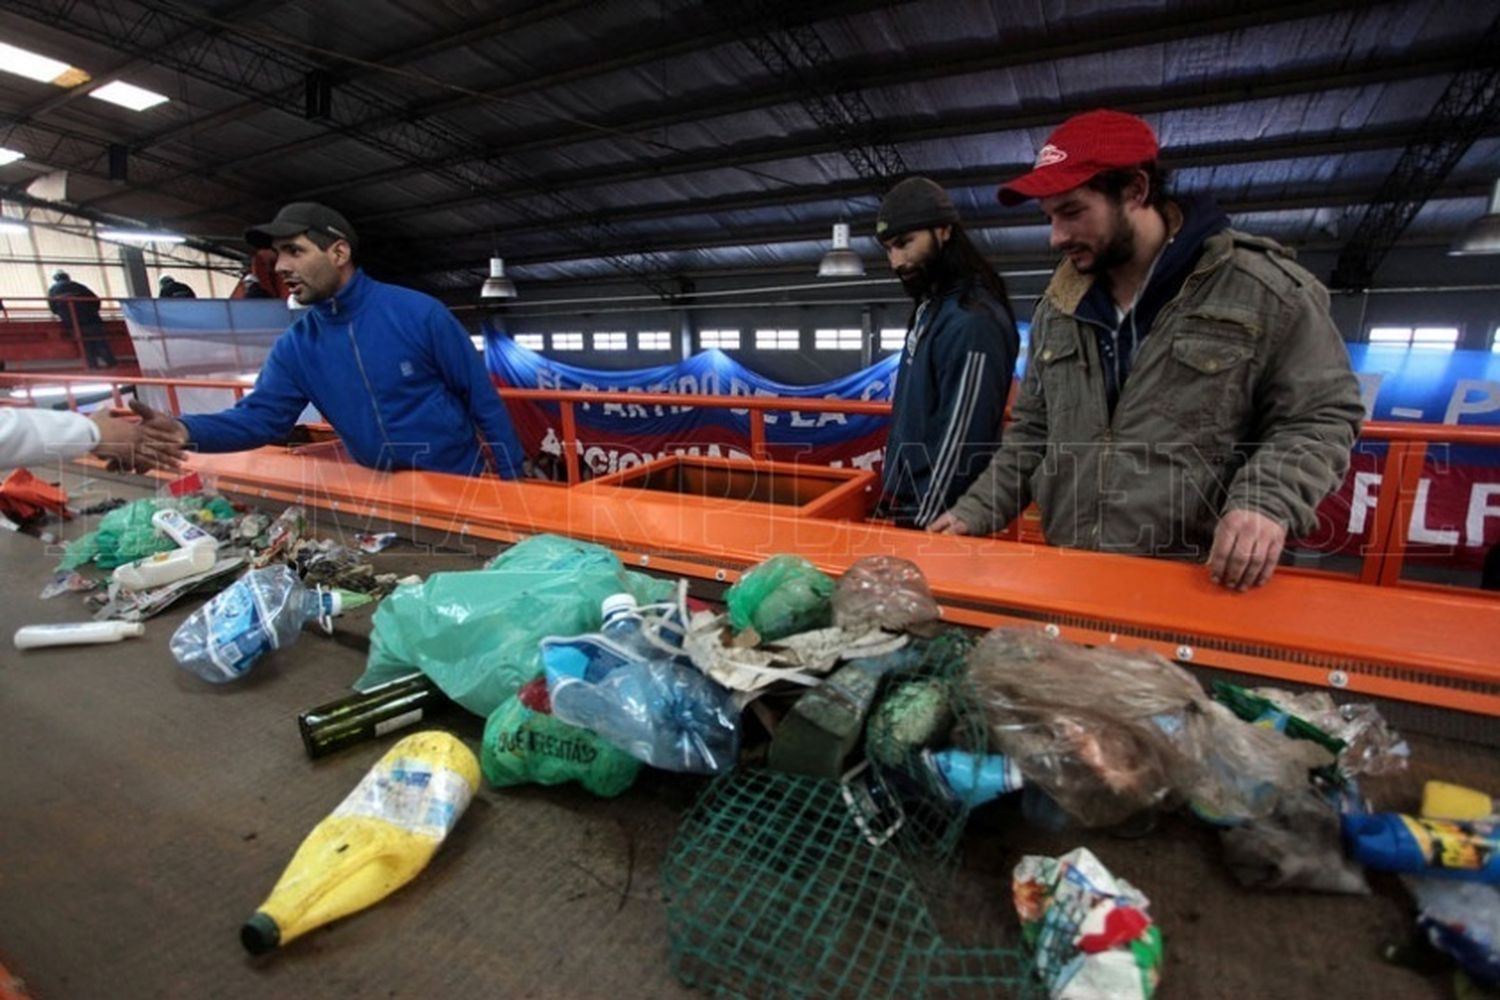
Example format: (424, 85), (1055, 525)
(970, 629), (1328, 828)
(1250, 687), (1409, 777)
(549, 659), (740, 775)
(724, 554), (833, 641)
(832, 555), (941, 633)
(1405, 877), (1500, 985)
(481, 677), (640, 797)
(1220, 788), (1370, 893)
(1013, 847), (1163, 1000)
(356, 534), (673, 717)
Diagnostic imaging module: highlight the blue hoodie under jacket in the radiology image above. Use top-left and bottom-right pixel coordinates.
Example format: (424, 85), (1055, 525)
(181, 270), (525, 477)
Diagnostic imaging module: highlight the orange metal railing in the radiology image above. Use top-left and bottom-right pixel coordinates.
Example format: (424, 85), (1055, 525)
(3, 370), (1498, 591)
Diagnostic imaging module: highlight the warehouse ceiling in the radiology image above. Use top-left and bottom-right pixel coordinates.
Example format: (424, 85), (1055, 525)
(0, 0), (1497, 298)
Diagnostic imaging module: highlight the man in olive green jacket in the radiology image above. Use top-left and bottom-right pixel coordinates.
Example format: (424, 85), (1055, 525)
(930, 110), (1364, 591)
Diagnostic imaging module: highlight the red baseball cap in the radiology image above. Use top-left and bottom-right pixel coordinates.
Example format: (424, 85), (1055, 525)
(998, 110), (1159, 206)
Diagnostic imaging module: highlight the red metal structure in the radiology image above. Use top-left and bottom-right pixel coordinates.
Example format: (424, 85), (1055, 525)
(0, 297), (137, 370)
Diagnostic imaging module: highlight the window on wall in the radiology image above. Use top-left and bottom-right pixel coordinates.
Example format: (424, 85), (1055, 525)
(514, 333), (544, 350)
(755, 328), (800, 351)
(814, 328), (862, 350)
(1492, 327), (1500, 352)
(700, 329), (740, 349)
(1368, 326), (1460, 350)
(593, 331), (627, 351)
(469, 335), (486, 351)
(552, 332), (583, 351)
(879, 327), (907, 351)
(638, 330), (672, 351)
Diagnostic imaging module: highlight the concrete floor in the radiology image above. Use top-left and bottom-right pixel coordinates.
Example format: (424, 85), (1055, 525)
(1, 468), (1496, 999)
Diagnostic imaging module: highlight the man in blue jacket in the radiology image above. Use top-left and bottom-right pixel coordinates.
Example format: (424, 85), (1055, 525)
(140, 202), (526, 478)
(874, 178), (1020, 528)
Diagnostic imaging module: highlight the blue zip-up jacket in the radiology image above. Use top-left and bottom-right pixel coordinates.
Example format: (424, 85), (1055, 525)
(180, 270), (525, 477)
(880, 286), (1018, 528)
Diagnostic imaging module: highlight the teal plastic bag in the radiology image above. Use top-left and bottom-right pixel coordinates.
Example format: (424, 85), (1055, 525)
(481, 678), (640, 797)
(357, 534), (674, 717)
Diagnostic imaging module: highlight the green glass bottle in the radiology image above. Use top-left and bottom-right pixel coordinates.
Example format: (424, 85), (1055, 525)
(297, 673), (445, 759)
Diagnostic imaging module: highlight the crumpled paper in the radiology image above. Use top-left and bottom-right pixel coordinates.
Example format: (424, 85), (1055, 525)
(683, 609), (907, 694)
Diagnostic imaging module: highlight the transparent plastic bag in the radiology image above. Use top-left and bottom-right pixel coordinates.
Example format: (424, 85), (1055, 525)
(1250, 688), (1410, 777)
(832, 555), (941, 633)
(970, 629), (1328, 828)
(1405, 877), (1500, 985)
(724, 554), (833, 641)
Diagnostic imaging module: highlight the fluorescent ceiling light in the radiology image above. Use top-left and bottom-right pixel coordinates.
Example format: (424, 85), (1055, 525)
(0, 221), (27, 235)
(0, 42), (90, 87)
(89, 81), (169, 112)
(98, 229), (185, 244)
(0, 147), (24, 166)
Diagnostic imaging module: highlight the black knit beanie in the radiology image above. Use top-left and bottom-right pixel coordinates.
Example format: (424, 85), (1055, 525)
(876, 177), (959, 240)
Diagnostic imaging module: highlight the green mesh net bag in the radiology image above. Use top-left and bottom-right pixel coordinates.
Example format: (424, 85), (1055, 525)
(661, 633), (1040, 999)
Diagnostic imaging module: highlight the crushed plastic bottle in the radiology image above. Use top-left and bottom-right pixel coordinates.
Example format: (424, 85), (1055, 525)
(171, 565), (342, 683)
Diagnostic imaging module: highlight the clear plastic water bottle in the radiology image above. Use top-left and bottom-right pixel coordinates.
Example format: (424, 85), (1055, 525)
(599, 594), (656, 666)
(171, 565), (342, 683)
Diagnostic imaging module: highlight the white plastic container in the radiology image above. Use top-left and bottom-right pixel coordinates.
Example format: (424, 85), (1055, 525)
(151, 508), (218, 550)
(113, 544), (218, 591)
(14, 621), (146, 649)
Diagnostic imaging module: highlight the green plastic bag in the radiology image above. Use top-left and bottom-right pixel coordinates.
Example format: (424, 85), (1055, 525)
(59, 498), (176, 570)
(725, 555), (834, 641)
(357, 534), (674, 717)
(481, 678), (640, 797)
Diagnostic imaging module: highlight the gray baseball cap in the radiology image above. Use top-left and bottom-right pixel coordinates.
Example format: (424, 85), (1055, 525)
(245, 202), (358, 251)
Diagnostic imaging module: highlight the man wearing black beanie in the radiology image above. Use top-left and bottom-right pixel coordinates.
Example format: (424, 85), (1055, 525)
(874, 177), (1020, 528)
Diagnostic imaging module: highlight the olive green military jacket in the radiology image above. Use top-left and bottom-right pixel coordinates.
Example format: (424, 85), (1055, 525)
(946, 229), (1364, 557)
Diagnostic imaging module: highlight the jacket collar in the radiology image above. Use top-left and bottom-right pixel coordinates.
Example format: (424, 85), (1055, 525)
(311, 268), (370, 319)
(1042, 196), (1234, 318)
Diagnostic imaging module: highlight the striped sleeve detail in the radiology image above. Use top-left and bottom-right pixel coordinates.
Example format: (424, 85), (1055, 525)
(914, 350), (987, 527)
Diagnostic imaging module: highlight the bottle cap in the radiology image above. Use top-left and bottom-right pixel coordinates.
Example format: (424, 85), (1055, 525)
(240, 912), (281, 955)
(600, 593), (638, 619)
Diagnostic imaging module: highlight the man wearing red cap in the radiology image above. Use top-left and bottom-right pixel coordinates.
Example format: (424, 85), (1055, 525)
(929, 110), (1364, 590)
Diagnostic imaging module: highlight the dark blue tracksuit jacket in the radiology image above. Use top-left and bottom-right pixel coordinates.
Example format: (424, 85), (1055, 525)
(881, 286), (1019, 527)
(181, 270), (524, 476)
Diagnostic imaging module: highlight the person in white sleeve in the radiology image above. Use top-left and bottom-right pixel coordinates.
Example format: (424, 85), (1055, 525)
(0, 400), (184, 471)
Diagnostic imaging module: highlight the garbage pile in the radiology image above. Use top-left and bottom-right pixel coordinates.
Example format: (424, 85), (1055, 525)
(13, 515), (1497, 995)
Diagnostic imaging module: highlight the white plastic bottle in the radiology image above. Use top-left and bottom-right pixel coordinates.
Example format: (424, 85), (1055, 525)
(113, 544), (218, 591)
(14, 621), (146, 650)
(151, 508), (219, 550)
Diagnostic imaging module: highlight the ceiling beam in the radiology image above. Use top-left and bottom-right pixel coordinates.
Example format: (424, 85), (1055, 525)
(329, 42), (1484, 231)
(386, 122), (1500, 251)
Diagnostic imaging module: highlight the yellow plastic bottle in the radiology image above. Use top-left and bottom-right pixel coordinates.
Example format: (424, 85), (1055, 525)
(241, 730), (480, 955)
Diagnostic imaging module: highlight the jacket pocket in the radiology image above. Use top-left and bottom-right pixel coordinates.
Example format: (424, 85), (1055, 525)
(1150, 319), (1258, 438)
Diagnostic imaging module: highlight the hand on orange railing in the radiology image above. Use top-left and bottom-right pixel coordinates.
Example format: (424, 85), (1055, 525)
(1208, 508), (1288, 591)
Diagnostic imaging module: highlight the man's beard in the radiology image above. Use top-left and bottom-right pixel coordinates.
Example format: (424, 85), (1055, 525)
(1072, 206), (1136, 275)
(897, 247), (953, 301)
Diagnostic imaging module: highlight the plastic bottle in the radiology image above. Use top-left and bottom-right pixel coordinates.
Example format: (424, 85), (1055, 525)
(113, 543), (218, 591)
(297, 674), (447, 759)
(171, 565), (342, 683)
(151, 507), (218, 550)
(241, 730), (478, 955)
(541, 593), (683, 685)
(924, 749), (1026, 806)
(1421, 781), (1496, 822)
(14, 621), (145, 649)
(1342, 812), (1500, 883)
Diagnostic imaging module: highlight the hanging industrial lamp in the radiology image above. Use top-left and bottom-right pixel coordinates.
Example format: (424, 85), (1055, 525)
(1448, 179), (1500, 256)
(480, 256), (518, 299)
(817, 222), (865, 277)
